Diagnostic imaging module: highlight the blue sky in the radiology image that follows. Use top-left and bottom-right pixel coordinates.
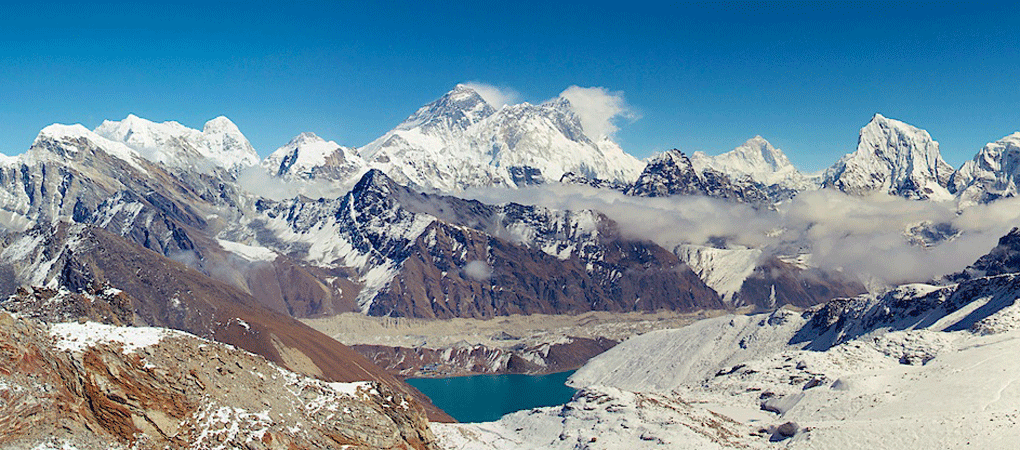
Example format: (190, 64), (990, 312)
(1, 1), (1017, 171)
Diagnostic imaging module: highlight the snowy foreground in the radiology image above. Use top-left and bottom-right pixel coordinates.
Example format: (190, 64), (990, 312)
(434, 296), (1020, 449)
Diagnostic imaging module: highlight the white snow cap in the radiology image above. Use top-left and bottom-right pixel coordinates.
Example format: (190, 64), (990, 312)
(356, 84), (644, 192)
(690, 135), (809, 190)
(94, 114), (259, 172)
(824, 113), (955, 200)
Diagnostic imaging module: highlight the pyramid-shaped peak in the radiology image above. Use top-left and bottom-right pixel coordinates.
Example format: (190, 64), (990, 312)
(733, 136), (785, 160)
(288, 132), (325, 145)
(351, 168), (400, 195)
(440, 84), (488, 104)
(203, 116), (241, 134)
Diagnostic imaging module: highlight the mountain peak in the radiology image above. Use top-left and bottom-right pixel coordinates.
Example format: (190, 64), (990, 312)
(288, 132), (324, 145)
(824, 115), (954, 200)
(93, 115), (258, 172)
(394, 85), (495, 134)
(351, 168), (400, 196)
(688, 136), (806, 190)
(949, 131), (1020, 205)
(266, 132), (363, 180)
(203, 116), (241, 134)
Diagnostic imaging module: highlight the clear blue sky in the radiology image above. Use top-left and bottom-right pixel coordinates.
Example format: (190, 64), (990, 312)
(1, 1), (1017, 171)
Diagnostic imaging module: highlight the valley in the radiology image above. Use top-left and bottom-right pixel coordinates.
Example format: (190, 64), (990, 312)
(303, 309), (725, 377)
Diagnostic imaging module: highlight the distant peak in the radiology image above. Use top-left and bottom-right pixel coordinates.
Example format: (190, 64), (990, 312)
(872, 112), (887, 121)
(742, 135), (772, 148)
(352, 168), (398, 194)
(37, 123), (92, 141)
(655, 148), (690, 163)
(444, 84), (483, 101)
(288, 132), (324, 145)
(203, 116), (240, 134)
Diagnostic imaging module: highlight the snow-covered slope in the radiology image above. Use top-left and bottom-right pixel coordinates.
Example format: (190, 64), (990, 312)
(823, 114), (955, 200)
(95, 114), (259, 173)
(357, 85), (644, 192)
(948, 132), (1020, 206)
(676, 244), (762, 304)
(690, 136), (811, 191)
(264, 131), (366, 181)
(437, 228), (1020, 449)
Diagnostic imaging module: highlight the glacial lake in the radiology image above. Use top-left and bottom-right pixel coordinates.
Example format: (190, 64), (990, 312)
(406, 370), (577, 423)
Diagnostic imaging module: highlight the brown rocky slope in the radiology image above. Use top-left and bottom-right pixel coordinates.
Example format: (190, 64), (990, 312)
(0, 309), (436, 449)
(0, 223), (452, 422)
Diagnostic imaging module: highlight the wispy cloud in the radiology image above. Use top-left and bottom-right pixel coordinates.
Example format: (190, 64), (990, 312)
(235, 166), (358, 201)
(555, 86), (639, 139)
(461, 81), (520, 108)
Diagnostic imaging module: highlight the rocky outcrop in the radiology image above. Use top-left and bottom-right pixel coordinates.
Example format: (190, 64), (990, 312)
(736, 257), (868, 310)
(0, 310), (437, 449)
(625, 149), (776, 205)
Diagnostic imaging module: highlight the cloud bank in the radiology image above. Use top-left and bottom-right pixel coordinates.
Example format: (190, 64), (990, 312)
(556, 86), (639, 138)
(463, 184), (1020, 288)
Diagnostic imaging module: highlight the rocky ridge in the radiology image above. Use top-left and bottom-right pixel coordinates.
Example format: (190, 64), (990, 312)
(0, 307), (436, 449)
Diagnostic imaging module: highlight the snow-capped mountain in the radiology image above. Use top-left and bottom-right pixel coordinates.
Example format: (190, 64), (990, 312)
(690, 136), (811, 191)
(823, 114), (955, 200)
(95, 114), (259, 173)
(264, 131), (366, 181)
(356, 84), (644, 192)
(250, 169), (721, 318)
(948, 132), (1020, 205)
(625, 149), (776, 204)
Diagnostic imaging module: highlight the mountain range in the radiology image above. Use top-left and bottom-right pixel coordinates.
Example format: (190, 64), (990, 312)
(1, 84), (1019, 448)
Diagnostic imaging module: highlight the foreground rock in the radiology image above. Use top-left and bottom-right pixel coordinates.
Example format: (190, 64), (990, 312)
(0, 310), (437, 449)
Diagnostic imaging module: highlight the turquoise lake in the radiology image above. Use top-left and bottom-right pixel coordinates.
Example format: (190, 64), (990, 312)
(406, 370), (578, 423)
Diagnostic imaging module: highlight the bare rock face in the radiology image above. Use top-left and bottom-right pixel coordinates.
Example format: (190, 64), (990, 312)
(736, 257), (868, 310)
(0, 310), (437, 449)
(625, 149), (779, 205)
(260, 169), (723, 319)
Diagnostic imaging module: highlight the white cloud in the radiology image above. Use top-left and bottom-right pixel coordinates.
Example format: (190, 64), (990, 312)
(236, 165), (357, 201)
(464, 260), (493, 281)
(556, 86), (639, 139)
(462, 184), (1020, 289)
(461, 82), (520, 108)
